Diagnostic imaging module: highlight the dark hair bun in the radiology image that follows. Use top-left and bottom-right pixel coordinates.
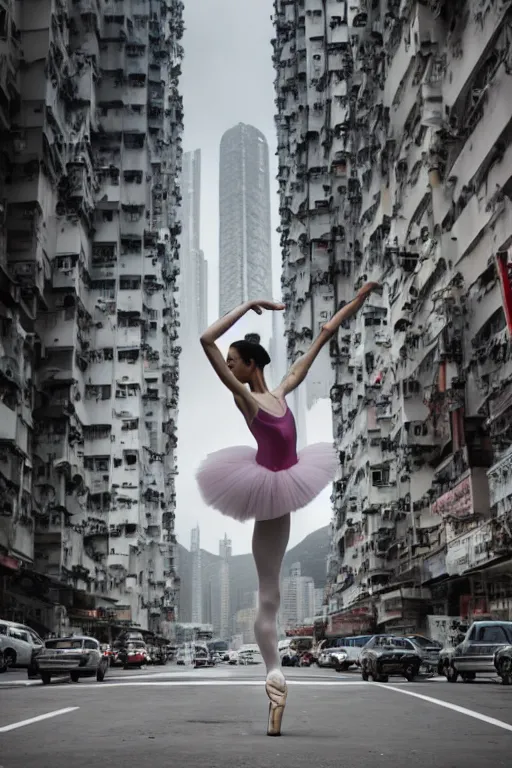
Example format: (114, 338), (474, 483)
(230, 336), (271, 370)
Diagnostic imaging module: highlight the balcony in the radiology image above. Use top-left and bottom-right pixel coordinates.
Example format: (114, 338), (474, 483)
(487, 447), (512, 511)
(0, 401), (17, 441)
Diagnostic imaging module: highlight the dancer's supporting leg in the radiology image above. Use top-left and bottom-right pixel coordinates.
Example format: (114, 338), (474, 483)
(252, 514), (291, 736)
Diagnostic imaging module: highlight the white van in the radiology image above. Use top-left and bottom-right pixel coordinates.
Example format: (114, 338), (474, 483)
(0, 619), (44, 672)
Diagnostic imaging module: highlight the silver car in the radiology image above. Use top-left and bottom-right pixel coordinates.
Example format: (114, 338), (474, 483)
(439, 621), (512, 682)
(0, 620), (44, 672)
(36, 635), (108, 685)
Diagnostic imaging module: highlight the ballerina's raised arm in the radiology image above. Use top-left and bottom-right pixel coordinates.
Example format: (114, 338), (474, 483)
(275, 282), (380, 397)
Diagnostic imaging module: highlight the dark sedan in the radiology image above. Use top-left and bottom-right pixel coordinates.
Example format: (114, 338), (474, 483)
(360, 635), (422, 683)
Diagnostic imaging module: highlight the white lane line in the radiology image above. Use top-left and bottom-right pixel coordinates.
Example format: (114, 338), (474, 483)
(0, 680), (41, 687)
(382, 684), (512, 734)
(45, 680), (370, 689)
(0, 707), (79, 734)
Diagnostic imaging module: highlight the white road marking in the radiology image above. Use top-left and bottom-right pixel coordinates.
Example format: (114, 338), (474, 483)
(42, 679), (372, 690)
(382, 684), (512, 733)
(0, 680), (40, 687)
(0, 707), (79, 734)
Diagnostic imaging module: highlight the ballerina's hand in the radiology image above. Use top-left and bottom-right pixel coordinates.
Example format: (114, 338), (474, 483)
(357, 281), (381, 298)
(249, 300), (286, 315)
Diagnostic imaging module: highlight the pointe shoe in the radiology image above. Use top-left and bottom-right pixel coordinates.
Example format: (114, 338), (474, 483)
(265, 672), (287, 737)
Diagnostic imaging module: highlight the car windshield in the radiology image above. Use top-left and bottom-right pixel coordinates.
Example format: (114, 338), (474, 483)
(408, 636), (441, 648)
(46, 639), (83, 649)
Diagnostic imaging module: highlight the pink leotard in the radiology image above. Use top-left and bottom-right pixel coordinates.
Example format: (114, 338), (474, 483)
(249, 406), (298, 472)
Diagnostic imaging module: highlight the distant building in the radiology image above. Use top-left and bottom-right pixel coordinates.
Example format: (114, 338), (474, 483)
(281, 563), (315, 629)
(190, 526), (202, 624)
(219, 534), (232, 640)
(219, 123), (272, 315)
(180, 149), (208, 336)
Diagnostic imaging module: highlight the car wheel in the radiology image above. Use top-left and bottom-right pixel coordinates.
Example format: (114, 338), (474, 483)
(404, 664), (417, 682)
(446, 663), (459, 683)
(498, 659), (512, 686)
(96, 665), (106, 682)
(461, 672), (476, 683)
(70, 672), (80, 683)
(41, 673), (52, 685)
(3, 649), (16, 670)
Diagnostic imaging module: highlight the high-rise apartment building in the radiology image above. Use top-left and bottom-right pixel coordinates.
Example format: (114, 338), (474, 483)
(190, 525), (202, 624)
(0, 0), (184, 636)
(179, 150), (208, 337)
(219, 533), (232, 640)
(219, 123), (272, 316)
(273, 1), (512, 637)
(280, 563), (315, 629)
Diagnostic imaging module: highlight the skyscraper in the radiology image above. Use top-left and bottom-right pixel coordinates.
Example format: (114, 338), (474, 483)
(219, 534), (232, 640)
(180, 150), (208, 336)
(219, 123), (272, 315)
(190, 525), (202, 624)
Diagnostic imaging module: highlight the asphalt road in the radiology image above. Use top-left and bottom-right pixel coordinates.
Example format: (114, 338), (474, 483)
(0, 664), (511, 767)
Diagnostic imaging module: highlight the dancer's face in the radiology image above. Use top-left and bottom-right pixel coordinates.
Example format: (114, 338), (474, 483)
(227, 346), (254, 383)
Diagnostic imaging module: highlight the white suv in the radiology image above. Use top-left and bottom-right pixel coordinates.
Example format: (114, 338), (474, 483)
(0, 620), (44, 672)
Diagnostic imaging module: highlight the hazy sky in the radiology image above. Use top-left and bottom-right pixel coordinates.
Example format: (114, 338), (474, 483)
(175, 0), (334, 556)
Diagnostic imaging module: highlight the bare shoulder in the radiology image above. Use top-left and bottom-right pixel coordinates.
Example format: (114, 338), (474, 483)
(272, 384), (286, 400)
(234, 394), (258, 423)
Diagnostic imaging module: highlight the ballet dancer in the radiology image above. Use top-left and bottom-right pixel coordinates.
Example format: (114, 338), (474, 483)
(197, 282), (380, 736)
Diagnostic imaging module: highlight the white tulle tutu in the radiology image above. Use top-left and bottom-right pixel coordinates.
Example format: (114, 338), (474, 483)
(196, 442), (337, 522)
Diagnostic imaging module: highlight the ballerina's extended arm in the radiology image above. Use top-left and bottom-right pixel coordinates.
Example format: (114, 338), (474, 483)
(200, 299), (285, 399)
(276, 282), (380, 397)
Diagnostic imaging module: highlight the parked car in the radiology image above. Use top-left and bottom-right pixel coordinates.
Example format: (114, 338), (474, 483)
(494, 645), (512, 685)
(360, 635), (422, 682)
(193, 644), (215, 668)
(176, 646), (188, 665)
(118, 641), (148, 668)
(280, 636), (313, 666)
(438, 621), (512, 682)
(36, 635), (108, 685)
(237, 647), (263, 665)
(322, 635), (374, 671)
(0, 619), (44, 674)
(402, 636), (441, 677)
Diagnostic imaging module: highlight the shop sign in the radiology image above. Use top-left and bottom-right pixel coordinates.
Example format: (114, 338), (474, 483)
(431, 474), (473, 518)
(73, 609), (99, 619)
(330, 607), (373, 636)
(468, 522), (494, 569)
(446, 535), (471, 575)
(427, 615), (459, 646)
(422, 551), (447, 582)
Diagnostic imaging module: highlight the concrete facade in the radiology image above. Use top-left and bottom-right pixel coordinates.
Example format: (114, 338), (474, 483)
(219, 123), (273, 316)
(273, 0), (512, 635)
(0, 0), (184, 636)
